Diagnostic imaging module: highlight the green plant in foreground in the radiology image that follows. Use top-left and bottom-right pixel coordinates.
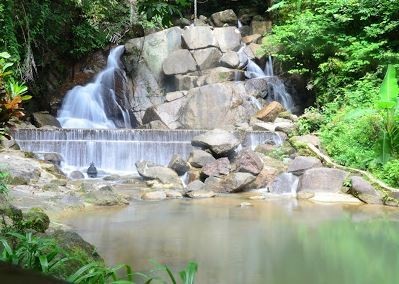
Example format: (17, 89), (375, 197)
(375, 65), (399, 164)
(0, 232), (69, 273)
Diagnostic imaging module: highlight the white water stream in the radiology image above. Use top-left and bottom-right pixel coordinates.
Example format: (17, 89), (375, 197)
(58, 46), (131, 129)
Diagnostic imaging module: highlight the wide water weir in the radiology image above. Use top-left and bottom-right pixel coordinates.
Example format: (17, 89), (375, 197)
(14, 128), (281, 174)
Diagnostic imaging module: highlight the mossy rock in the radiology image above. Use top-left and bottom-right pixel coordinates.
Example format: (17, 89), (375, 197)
(23, 208), (50, 233)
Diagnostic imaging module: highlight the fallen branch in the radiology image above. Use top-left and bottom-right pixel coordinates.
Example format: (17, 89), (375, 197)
(306, 143), (399, 193)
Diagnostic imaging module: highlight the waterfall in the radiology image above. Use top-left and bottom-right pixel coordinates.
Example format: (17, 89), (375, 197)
(14, 129), (284, 175)
(237, 20), (243, 28)
(58, 46), (132, 129)
(237, 46), (295, 112)
(264, 55), (274, 77)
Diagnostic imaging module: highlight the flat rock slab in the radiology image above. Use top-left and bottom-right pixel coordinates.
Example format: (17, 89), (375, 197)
(288, 156), (322, 176)
(182, 26), (218, 50)
(187, 190), (216, 198)
(300, 168), (349, 193)
(142, 191), (167, 201)
(192, 129), (241, 156)
(162, 49), (197, 75)
(188, 149), (216, 168)
(309, 192), (362, 204)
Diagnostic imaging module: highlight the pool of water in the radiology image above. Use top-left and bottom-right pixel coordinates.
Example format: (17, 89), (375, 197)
(59, 197), (399, 284)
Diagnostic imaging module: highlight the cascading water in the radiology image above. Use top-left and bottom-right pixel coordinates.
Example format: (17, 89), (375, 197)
(14, 129), (283, 175)
(58, 46), (132, 129)
(238, 46), (295, 112)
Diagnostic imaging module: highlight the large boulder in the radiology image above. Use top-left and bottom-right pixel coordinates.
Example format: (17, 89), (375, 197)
(251, 20), (272, 35)
(299, 168), (349, 193)
(235, 149), (264, 175)
(186, 180), (205, 192)
(219, 172), (256, 193)
(251, 166), (279, 189)
(192, 129), (241, 156)
(124, 27), (182, 81)
(188, 150), (216, 168)
(141, 96), (187, 129)
(287, 156), (322, 176)
(83, 185), (129, 206)
(201, 157), (231, 178)
(350, 176), (383, 205)
(168, 154), (190, 176)
(269, 173), (299, 195)
(162, 49), (197, 75)
(135, 161), (182, 188)
(191, 47), (222, 70)
(32, 112), (61, 128)
(210, 9), (238, 27)
(180, 82), (257, 129)
(256, 101), (285, 122)
(219, 51), (240, 69)
(165, 91), (187, 102)
(182, 26), (218, 50)
(243, 34), (262, 44)
(214, 27), (242, 52)
(196, 67), (244, 86)
(173, 74), (199, 91)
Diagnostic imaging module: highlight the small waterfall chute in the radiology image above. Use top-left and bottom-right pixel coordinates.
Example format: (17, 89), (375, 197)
(237, 45), (295, 112)
(58, 46), (132, 129)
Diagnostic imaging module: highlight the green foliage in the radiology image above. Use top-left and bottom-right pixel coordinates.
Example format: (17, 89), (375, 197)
(0, 51), (30, 137)
(374, 160), (399, 187)
(137, 0), (190, 28)
(0, 232), (69, 272)
(0, 171), (8, 195)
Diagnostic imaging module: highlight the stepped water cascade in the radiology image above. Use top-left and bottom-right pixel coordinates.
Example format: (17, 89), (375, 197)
(14, 129), (281, 175)
(57, 46), (132, 129)
(238, 46), (295, 112)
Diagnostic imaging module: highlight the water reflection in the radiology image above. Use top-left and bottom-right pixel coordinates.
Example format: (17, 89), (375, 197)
(59, 197), (399, 284)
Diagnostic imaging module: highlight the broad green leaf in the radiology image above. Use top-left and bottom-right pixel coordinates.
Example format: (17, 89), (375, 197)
(0, 52), (11, 59)
(377, 65), (399, 110)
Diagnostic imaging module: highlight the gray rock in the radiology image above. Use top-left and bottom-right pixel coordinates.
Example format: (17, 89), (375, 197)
(162, 49), (197, 75)
(166, 190), (183, 199)
(191, 47), (222, 70)
(252, 166), (279, 189)
(124, 27), (182, 81)
(214, 27), (242, 52)
(219, 51), (240, 69)
(187, 190), (216, 198)
(32, 112), (61, 128)
(210, 9), (238, 27)
(291, 134), (321, 148)
(142, 191), (167, 201)
(141, 120), (169, 130)
(269, 173), (299, 195)
(243, 34), (262, 44)
(186, 180), (205, 192)
(300, 168), (349, 193)
(235, 149), (264, 175)
(350, 176), (383, 204)
(182, 26), (218, 50)
(142, 96), (187, 129)
(173, 74), (199, 91)
(204, 176), (225, 192)
(103, 174), (121, 181)
(84, 186), (129, 206)
(201, 157), (231, 178)
(168, 154), (190, 176)
(0, 136), (19, 150)
(165, 91), (187, 102)
(192, 129), (241, 156)
(196, 67), (244, 86)
(135, 161), (182, 187)
(70, 171), (85, 180)
(180, 82), (257, 129)
(188, 150), (216, 168)
(297, 191), (315, 200)
(275, 121), (296, 134)
(251, 20), (272, 35)
(288, 156), (322, 176)
(220, 172), (256, 193)
(43, 153), (63, 166)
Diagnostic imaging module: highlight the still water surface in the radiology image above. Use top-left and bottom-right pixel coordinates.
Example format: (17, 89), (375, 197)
(60, 197), (399, 284)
